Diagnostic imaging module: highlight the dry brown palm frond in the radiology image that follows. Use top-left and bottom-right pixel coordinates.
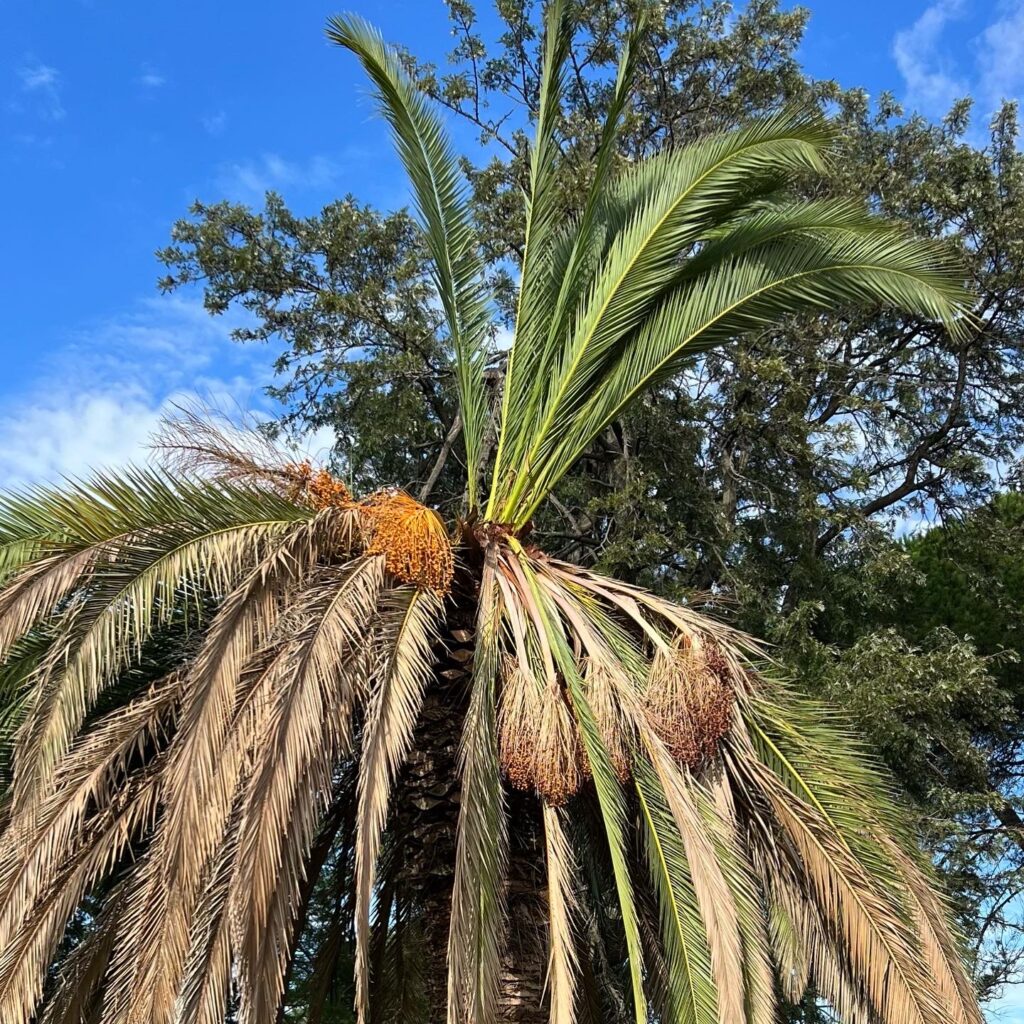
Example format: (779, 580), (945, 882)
(533, 565), (639, 780)
(727, 684), (983, 1024)
(0, 674), (180, 951)
(732, 747), (942, 1024)
(757, 837), (874, 1023)
(703, 770), (777, 1024)
(762, 810), (899, 1024)
(105, 636), (288, 1024)
(0, 545), (109, 665)
(447, 547), (506, 1024)
(230, 557), (383, 1024)
(38, 883), (126, 1024)
(117, 520), (347, 1024)
(543, 802), (578, 1024)
(640, 731), (747, 1024)
(0, 764), (164, 1024)
(175, 799), (240, 1024)
(545, 558), (765, 668)
(9, 513), (310, 817)
(353, 586), (442, 1024)
(877, 832), (982, 1024)
(152, 403), (308, 491)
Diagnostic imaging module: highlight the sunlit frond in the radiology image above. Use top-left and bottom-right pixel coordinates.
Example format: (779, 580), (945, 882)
(326, 15), (491, 510)
(447, 546), (506, 1023)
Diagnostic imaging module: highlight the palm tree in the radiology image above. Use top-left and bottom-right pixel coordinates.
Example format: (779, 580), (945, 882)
(0, 5), (981, 1024)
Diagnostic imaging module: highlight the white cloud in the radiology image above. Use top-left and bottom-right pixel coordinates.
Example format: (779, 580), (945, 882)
(977, 1), (1024, 107)
(14, 59), (65, 121)
(892, 0), (1024, 118)
(0, 393), (163, 486)
(892, 0), (968, 114)
(0, 296), (280, 488)
(215, 153), (339, 199)
(202, 109), (227, 136)
(493, 325), (514, 351)
(138, 64), (166, 88)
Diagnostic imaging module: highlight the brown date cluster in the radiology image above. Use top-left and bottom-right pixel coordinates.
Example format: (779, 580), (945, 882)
(286, 462), (454, 595)
(498, 639), (735, 806)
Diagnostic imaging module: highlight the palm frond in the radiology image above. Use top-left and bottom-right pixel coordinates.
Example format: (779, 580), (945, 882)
(231, 558), (382, 1024)
(175, 797), (242, 1024)
(353, 585), (441, 1024)
(634, 755), (718, 1024)
(37, 883), (126, 1024)
(515, 551), (647, 1024)
(114, 517), (344, 1024)
(0, 675), (180, 952)
(0, 765), (163, 1023)
(487, 0), (573, 513)
(485, 104), (972, 523)
(12, 491), (315, 812)
(327, 15), (491, 510)
(727, 707), (946, 1024)
(543, 802), (579, 1024)
(447, 546), (506, 1023)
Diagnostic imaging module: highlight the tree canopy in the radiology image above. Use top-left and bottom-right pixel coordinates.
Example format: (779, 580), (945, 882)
(151, 0), (1024, 1011)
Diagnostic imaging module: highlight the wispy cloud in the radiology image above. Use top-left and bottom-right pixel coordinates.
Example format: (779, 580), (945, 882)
(13, 59), (65, 121)
(977, 1), (1024, 107)
(202, 109), (227, 136)
(892, 0), (968, 114)
(137, 64), (166, 88)
(892, 0), (1024, 118)
(215, 152), (340, 199)
(0, 296), (281, 488)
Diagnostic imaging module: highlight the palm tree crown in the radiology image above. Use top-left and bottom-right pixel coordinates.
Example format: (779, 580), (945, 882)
(0, 4), (980, 1024)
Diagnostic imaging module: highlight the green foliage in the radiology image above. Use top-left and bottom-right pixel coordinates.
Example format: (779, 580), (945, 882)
(158, 196), (462, 502)
(153, 0), (1024, 1006)
(778, 497), (1024, 998)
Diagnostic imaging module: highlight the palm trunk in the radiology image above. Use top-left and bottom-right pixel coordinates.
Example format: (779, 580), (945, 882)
(392, 652), (466, 1020)
(498, 793), (549, 1023)
(391, 584), (554, 1024)
(387, 564), (479, 1020)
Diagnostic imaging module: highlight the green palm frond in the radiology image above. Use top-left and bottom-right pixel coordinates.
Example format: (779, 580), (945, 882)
(487, 113), (972, 521)
(326, 15), (492, 510)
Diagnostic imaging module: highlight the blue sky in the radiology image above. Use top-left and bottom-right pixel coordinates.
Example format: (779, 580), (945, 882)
(3, 0), (1022, 487)
(2, 0), (1024, 1019)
